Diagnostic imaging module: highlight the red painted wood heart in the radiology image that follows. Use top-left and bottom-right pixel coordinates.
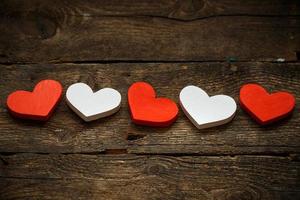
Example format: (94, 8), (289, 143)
(7, 80), (63, 121)
(128, 82), (178, 127)
(239, 83), (295, 125)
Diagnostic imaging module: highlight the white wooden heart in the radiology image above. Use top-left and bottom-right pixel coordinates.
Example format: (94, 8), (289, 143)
(66, 83), (121, 122)
(179, 85), (237, 129)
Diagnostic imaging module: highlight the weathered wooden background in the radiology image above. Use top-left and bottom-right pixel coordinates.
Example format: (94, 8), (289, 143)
(0, 1), (300, 199)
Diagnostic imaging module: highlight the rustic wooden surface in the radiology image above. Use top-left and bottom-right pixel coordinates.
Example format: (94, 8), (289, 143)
(1, 0), (300, 63)
(1, 154), (299, 200)
(0, 1), (300, 199)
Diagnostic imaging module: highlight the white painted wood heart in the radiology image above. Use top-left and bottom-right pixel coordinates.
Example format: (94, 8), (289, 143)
(66, 83), (121, 122)
(179, 85), (237, 129)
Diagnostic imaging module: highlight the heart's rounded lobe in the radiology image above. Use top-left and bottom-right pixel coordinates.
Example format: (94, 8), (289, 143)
(239, 84), (295, 125)
(7, 80), (62, 121)
(128, 82), (178, 127)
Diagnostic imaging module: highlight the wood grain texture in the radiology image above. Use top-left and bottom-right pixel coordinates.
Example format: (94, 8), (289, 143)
(0, 154), (299, 199)
(1, 1), (300, 199)
(2, 0), (300, 19)
(0, 1), (300, 63)
(0, 62), (299, 154)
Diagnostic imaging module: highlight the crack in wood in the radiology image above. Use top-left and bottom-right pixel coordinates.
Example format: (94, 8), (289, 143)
(0, 152), (298, 158)
(1, 60), (300, 66)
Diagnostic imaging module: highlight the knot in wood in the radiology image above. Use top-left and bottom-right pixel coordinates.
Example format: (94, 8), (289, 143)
(146, 163), (166, 175)
(21, 12), (57, 40)
(214, 185), (273, 200)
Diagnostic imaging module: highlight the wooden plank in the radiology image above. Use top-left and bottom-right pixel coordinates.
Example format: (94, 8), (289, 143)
(0, 62), (299, 154)
(0, 1), (300, 63)
(0, 111), (126, 153)
(2, 0), (300, 19)
(0, 154), (299, 199)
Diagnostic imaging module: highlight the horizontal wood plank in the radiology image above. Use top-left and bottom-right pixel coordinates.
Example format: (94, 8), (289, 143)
(2, 0), (300, 19)
(0, 1), (300, 62)
(0, 62), (299, 154)
(0, 154), (299, 199)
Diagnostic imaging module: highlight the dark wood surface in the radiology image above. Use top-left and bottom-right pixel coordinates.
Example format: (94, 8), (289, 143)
(1, 0), (300, 63)
(0, 1), (300, 199)
(1, 154), (299, 200)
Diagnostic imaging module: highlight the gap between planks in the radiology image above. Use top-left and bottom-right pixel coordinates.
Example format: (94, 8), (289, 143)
(29, 14), (300, 22)
(0, 151), (299, 159)
(1, 60), (300, 65)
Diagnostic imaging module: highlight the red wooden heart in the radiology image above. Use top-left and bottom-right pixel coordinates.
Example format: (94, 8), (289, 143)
(239, 83), (295, 125)
(7, 80), (63, 121)
(128, 82), (178, 127)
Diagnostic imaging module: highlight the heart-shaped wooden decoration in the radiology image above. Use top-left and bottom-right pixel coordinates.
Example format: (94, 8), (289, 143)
(6, 80), (62, 121)
(128, 82), (178, 127)
(180, 85), (237, 129)
(239, 83), (295, 125)
(66, 83), (121, 122)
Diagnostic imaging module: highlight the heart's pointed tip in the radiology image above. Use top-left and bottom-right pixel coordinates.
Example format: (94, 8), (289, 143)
(7, 108), (52, 121)
(131, 115), (178, 127)
(130, 108), (178, 127)
(256, 112), (294, 126)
